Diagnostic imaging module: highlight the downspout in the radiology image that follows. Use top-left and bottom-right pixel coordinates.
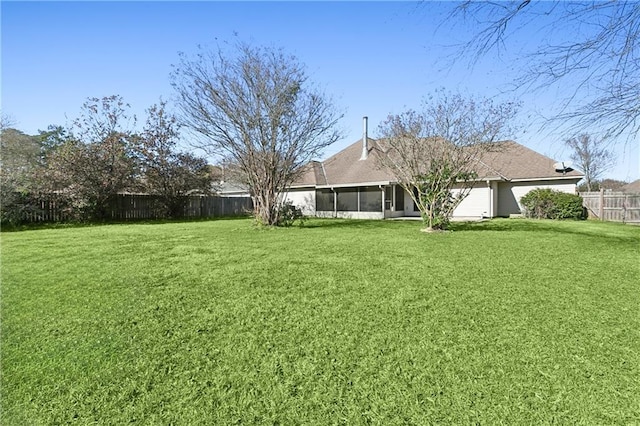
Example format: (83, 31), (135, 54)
(486, 180), (492, 218)
(332, 187), (337, 218)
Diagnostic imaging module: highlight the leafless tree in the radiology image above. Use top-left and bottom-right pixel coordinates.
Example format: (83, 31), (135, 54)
(171, 41), (343, 226)
(447, 1), (640, 140)
(565, 134), (616, 192)
(374, 92), (518, 231)
(0, 113), (16, 131)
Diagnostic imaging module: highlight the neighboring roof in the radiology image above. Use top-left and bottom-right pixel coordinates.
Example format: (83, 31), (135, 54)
(291, 138), (583, 187)
(218, 181), (250, 195)
(621, 179), (640, 193)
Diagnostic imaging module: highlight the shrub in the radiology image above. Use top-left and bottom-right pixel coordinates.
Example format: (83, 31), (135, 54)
(276, 202), (305, 227)
(520, 188), (585, 220)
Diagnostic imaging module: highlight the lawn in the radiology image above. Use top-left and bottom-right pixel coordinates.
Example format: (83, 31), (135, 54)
(1, 218), (638, 424)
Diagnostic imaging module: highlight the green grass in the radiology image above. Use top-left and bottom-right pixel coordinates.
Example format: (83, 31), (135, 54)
(1, 218), (639, 424)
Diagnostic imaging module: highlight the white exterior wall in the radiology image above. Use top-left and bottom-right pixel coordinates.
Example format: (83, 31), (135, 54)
(284, 188), (385, 219)
(334, 211), (384, 219)
(451, 184), (492, 218)
(282, 189), (316, 215)
(284, 179), (577, 220)
(497, 180), (578, 217)
(398, 183), (496, 218)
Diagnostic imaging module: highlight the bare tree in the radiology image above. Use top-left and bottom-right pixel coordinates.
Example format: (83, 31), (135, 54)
(171, 41), (343, 226)
(566, 134), (615, 192)
(0, 113), (16, 131)
(139, 101), (213, 218)
(447, 1), (640, 140)
(374, 92), (518, 231)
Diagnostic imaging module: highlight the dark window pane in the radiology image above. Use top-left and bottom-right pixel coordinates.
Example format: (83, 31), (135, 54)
(336, 188), (358, 211)
(395, 186), (404, 211)
(316, 189), (334, 211)
(385, 186), (392, 210)
(360, 186), (382, 212)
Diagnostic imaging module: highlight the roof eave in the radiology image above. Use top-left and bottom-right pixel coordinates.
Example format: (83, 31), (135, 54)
(509, 175), (584, 182)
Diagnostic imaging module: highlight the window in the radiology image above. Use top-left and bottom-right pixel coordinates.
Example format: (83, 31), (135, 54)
(336, 188), (358, 211)
(395, 186), (405, 211)
(360, 186), (382, 212)
(315, 189), (334, 211)
(385, 186), (392, 210)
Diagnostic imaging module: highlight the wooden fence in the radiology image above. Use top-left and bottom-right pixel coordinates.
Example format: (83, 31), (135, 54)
(19, 194), (253, 223)
(580, 190), (640, 224)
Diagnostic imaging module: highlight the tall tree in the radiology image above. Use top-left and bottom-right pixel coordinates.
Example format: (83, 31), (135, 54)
(171, 41), (343, 226)
(44, 96), (140, 220)
(374, 92), (518, 232)
(565, 134), (615, 192)
(138, 101), (213, 218)
(446, 1), (639, 140)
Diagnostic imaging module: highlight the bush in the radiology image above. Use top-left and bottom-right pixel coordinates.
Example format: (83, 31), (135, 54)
(520, 188), (585, 220)
(276, 202), (305, 227)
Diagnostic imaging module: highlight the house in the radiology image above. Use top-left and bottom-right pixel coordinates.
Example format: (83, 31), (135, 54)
(283, 123), (584, 219)
(620, 179), (640, 193)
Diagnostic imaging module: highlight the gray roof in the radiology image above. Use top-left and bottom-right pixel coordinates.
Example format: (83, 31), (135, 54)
(291, 138), (584, 187)
(621, 179), (640, 193)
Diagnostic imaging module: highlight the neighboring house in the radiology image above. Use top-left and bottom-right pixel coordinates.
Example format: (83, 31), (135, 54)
(620, 179), (640, 193)
(283, 135), (584, 219)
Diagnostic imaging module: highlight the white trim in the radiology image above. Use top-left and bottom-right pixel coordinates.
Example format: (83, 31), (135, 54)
(317, 181), (391, 189)
(510, 176), (583, 182)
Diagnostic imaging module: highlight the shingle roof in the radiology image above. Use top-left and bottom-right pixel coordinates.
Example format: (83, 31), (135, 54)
(321, 139), (393, 185)
(291, 138), (583, 187)
(292, 161), (327, 186)
(475, 140), (584, 180)
(621, 179), (640, 193)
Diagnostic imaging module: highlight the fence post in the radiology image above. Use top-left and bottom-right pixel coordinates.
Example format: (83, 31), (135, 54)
(599, 188), (604, 220)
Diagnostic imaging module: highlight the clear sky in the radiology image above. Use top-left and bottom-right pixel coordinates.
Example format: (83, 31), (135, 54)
(2, 1), (638, 181)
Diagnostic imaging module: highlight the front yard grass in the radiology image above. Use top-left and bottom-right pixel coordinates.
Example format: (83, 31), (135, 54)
(1, 218), (638, 424)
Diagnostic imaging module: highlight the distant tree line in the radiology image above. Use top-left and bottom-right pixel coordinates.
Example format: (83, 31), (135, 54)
(0, 96), (215, 225)
(577, 179), (629, 193)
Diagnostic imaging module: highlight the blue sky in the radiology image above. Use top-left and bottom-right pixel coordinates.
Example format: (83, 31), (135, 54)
(2, 1), (638, 181)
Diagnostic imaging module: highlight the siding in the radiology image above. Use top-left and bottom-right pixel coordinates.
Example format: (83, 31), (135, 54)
(497, 181), (578, 217)
(452, 184), (491, 218)
(282, 189), (316, 214)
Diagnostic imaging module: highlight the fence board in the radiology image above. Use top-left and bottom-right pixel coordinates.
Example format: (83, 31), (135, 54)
(15, 194), (253, 224)
(580, 190), (640, 224)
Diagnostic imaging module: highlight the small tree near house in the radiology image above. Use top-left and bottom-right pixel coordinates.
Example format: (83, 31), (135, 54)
(374, 92), (518, 232)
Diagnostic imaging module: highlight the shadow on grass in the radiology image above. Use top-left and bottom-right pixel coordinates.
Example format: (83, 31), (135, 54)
(301, 218), (392, 230)
(451, 218), (640, 244)
(0, 215), (253, 233)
